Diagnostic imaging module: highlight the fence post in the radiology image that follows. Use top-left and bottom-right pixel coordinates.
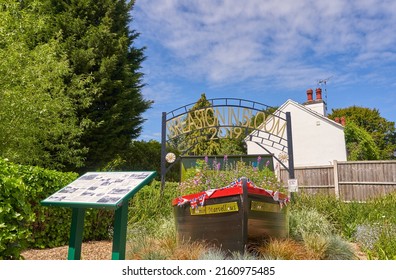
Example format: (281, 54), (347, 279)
(333, 160), (340, 199)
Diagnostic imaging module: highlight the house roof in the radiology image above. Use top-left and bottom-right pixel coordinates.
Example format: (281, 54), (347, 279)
(275, 99), (344, 129)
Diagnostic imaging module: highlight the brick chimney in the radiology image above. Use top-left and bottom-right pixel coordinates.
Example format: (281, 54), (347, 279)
(333, 116), (346, 126)
(341, 116), (346, 126)
(303, 88), (327, 116)
(316, 88), (322, 100)
(306, 89), (313, 101)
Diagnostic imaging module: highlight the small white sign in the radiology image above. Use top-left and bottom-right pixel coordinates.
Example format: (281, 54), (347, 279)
(288, 179), (298, 192)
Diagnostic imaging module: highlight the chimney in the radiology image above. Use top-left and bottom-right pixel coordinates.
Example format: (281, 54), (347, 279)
(316, 88), (322, 100)
(303, 87), (326, 116)
(341, 116), (346, 126)
(335, 117), (340, 124)
(306, 89), (313, 101)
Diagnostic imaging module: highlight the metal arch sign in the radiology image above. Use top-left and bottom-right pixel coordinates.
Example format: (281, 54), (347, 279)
(160, 97), (295, 189)
(166, 106), (287, 142)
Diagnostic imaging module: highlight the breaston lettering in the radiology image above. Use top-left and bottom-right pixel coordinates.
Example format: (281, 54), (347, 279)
(166, 106), (286, 139)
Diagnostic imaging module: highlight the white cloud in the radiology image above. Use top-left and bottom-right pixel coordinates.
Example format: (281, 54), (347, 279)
(134, 0), (396, 90)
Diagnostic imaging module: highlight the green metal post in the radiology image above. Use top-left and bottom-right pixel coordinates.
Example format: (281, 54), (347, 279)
(67, 208), (86, 260)
(111, 202), (129, 260)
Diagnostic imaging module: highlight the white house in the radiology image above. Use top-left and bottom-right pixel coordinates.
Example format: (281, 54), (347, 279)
(246, 88), (347, 168)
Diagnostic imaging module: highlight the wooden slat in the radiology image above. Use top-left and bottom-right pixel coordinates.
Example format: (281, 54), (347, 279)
(279, 160), (396, 201)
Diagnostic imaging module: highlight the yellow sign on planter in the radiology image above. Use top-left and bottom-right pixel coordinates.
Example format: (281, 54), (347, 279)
(250, 201), (280, 213)
(190, 202), (239, 215)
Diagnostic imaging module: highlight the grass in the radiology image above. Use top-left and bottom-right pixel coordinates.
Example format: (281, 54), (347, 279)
(291, 192), (396, 260)
(125, 182), (395, 260)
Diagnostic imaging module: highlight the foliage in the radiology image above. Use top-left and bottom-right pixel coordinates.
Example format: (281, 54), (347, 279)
(344, 121), (380, 160)
(176, 93), (247, 157)
(0, 0), (88, 170)
(179, 156), (284, 195)
(128, 180), (181, 226)
(291, 192), (396, 259)
(218, 138), (246, 155)
(47, 0), (153, 171)
(0, 0), (151, 172)
(329, 106), (396, 159)
(102, 140), (180, 182)
(0, 158), (115, 259)
(288, 206), (356, 260)
(255, 238), (314, 260)
(0, 159), (34, 259)
(183, 93), (221, 156)
(289, 208), (336, 240)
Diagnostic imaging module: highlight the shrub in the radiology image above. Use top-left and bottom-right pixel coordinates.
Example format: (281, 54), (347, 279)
(128, 180), (180, 227)
(0, 159), (34, 259)
(324, 235), (356, 260)
(255, 238), (313, 260)
(0, 158), (116, 259)
(289, 207), (336, 240)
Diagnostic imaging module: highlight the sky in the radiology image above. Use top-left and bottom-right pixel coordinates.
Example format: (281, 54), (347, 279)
(131, 0), (396, 141)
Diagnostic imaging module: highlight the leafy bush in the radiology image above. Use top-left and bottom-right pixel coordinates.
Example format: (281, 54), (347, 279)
(0, 159), (34, 259)
(0, 158), (116, 259)
(289, 207), (336, 240)
(128, 180), (180, 227)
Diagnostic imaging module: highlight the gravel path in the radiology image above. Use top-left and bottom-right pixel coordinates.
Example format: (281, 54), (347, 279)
(21, 241), (113, 260)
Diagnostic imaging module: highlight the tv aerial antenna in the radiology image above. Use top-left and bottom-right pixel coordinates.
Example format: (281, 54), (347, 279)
(316, 76), (333, 104)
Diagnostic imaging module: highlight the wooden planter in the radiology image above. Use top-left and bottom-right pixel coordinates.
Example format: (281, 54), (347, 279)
(172, 178), (289, 253)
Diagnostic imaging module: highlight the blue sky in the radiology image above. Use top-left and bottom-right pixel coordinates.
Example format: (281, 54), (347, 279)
(131, 0), (396, 141)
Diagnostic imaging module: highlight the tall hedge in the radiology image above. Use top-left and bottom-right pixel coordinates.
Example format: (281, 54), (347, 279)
(0, 159), (34, 259)
(0, 158), (114, 259)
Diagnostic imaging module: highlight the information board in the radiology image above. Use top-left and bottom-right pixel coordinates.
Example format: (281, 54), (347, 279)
(41, 171), (156, 209)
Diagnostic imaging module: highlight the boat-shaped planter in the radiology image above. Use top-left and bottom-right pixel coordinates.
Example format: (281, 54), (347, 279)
(172, 177), (289, 253)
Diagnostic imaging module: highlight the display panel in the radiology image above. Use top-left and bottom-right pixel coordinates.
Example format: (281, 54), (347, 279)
(41, 171), (156, 209)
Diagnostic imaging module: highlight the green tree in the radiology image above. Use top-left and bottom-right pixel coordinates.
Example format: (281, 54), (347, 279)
(184, 93), (221, 155)
(344, 121), (380, 160)
(101, 140), (180, 182)
(328, 106), (396, 159)
(0, 1), (87, 169)
(46, 0), (152, 171)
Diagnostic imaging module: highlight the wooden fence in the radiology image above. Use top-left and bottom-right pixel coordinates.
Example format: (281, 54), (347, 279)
(279, 160), (396, 201)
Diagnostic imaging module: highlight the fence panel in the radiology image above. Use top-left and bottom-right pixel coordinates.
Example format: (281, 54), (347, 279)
(279, 160), (396, 201)
(337, 161), (396, 201)
(279, 165), (335, 196)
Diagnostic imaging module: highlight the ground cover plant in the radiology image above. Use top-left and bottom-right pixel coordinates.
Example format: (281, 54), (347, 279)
(291, 192), (396, 260)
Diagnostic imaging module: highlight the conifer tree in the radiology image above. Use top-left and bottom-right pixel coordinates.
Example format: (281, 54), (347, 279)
(48, 0), (152, 170)
(184, 93), (221, 156)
